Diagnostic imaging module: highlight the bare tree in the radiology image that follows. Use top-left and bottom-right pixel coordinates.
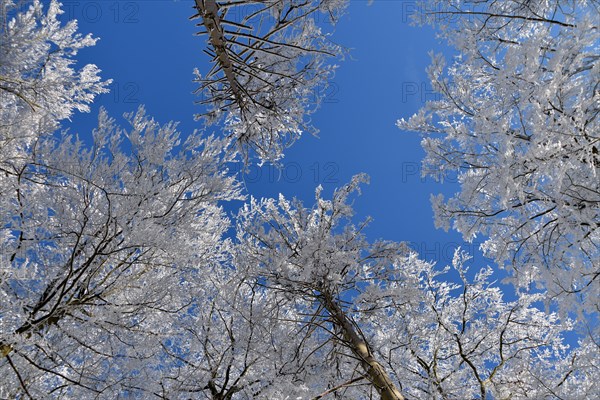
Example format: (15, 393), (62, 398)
(236, 175), (410, 399)
(155, 270), (363, 399)
(0, 0), (110, 165)
(191, 0), (346, 163)
(399, 0), (600, 314)
(234, 175), (592, 399)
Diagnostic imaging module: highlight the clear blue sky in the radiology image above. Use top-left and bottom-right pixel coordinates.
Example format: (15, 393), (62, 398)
(62, 0), (490, 270)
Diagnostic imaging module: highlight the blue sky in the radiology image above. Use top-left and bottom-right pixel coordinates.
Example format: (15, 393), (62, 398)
(62, 0), (490, 269)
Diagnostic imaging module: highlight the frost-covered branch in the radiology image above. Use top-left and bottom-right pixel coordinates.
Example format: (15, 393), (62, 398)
(192, 0), (346, 163)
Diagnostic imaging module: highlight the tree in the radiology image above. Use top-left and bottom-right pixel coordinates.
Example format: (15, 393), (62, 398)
(191, 0), (346, 163)
(235, 175), (594, 399)
(155, 267), (356, 399)
(1, 2), (240, 396)
(369, 252), (596, 399)
(398, 0), (600, 314)
(0, 105), (240, 397)
(236, 174), (407, 399)
(0, 0), (110, 165)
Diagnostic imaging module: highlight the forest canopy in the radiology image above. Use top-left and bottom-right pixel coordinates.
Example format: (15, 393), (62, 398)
(0, 0), (598, 399)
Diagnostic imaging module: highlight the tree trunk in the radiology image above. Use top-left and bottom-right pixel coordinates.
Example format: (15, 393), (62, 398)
(193, 0), (245, 108)
(321, 292), (405, 400)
